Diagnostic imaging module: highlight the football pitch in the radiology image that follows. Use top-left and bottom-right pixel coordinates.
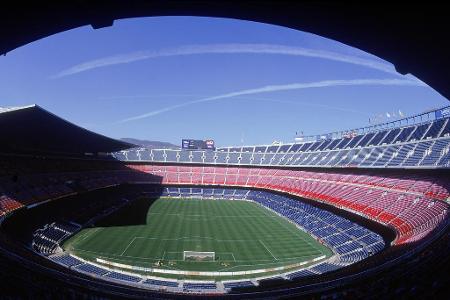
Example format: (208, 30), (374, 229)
(63, 197), (332, 279)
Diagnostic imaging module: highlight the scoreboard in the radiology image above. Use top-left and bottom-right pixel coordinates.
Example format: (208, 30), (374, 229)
(182, 139), (215, 150)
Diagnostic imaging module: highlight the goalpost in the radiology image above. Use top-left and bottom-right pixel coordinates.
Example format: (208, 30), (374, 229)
(183, 251), (215, 262)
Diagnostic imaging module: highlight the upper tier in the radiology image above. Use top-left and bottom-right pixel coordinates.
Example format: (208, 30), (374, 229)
(115, 108), (450, 169)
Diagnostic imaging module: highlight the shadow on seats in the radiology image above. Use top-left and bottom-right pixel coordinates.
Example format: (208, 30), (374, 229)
(93, 182), (164, 227)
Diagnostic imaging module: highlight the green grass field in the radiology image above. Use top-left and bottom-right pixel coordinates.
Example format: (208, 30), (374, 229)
(63, 197), (332, 280)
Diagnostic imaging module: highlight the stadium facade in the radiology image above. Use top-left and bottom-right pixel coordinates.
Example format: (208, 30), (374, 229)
(0, 105), (449, 299)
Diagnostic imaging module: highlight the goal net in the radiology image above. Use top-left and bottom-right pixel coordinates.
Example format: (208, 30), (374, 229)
(183, 251), (215, 262)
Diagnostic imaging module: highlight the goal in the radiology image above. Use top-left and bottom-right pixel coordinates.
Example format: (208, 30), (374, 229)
(183, 251), (215, 262)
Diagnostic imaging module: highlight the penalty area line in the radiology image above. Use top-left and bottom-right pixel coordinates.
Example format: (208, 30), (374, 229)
(120, 237), (137, 256)
(259, 240), (278, 261)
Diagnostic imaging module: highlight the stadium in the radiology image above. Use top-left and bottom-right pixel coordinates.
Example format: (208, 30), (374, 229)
(1, 2), (450, 299)
(0, 104), (448, 298)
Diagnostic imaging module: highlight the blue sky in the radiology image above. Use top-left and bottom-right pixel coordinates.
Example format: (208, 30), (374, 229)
(0, 16), (447, 147)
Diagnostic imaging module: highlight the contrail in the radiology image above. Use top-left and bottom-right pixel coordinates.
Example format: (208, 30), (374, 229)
(98, 94), (207, 101)
(118, 78), (425, 123)
(53, 43), (403, 78)
(236, 96), (370, 116)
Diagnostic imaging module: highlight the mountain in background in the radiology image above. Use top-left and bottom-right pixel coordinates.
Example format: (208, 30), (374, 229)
(121, 138), (180, 149)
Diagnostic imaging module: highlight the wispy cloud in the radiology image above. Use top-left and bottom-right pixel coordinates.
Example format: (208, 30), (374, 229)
(118, 78), (426, 123)
(52, 43), (403, 78)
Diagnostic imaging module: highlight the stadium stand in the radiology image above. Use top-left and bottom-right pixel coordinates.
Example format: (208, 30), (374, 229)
(223, 280), (255, 289)
(105, 271), (142, 283)
(183, 282), (218, 291)
(32, 222), (79, 255)
(142, 278), (179, 287)
(76, 263), (110, 276)
(116, 107), (450, 169)
(50, 253), (84, 267)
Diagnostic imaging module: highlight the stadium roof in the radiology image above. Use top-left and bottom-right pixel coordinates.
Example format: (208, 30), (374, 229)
(0, 104), (134, 155)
